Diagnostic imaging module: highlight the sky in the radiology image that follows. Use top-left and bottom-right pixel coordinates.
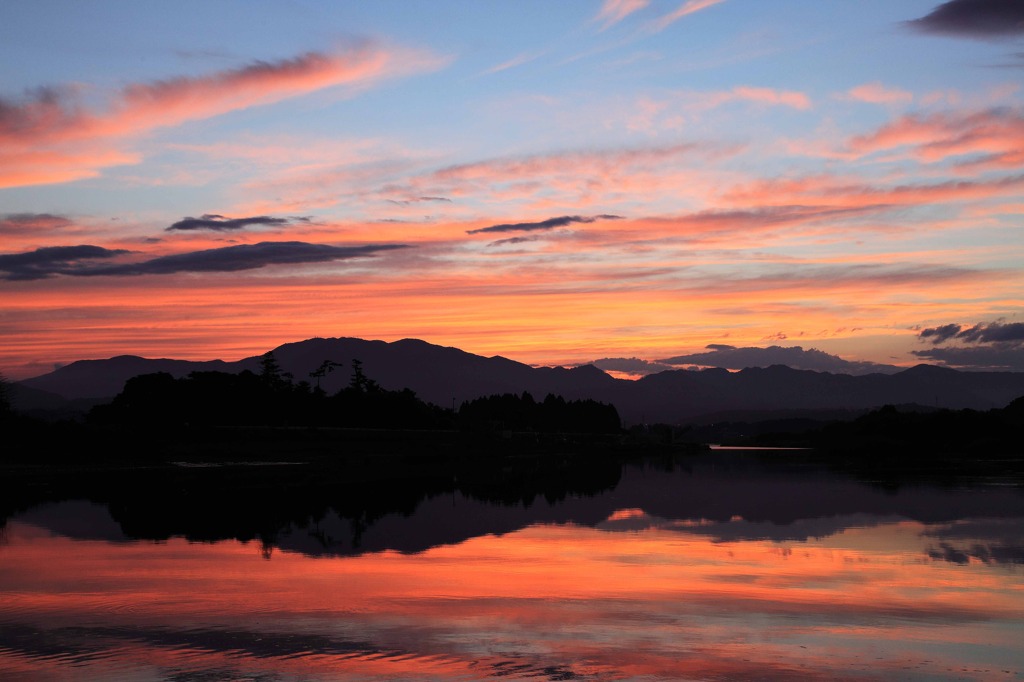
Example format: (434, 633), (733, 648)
(2, 0), (1023, 380)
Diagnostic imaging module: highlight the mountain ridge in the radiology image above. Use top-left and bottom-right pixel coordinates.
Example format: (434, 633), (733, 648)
(14, 337), (1024, 425)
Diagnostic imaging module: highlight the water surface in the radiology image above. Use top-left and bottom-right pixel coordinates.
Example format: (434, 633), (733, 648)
(2, 453), (1022, 681)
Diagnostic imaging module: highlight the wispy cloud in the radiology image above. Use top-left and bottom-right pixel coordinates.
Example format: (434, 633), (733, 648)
(591, 0), (650, 31)
(484, 50), (546, 75)
(397, 141), (725, 210)
(845, 107), (1024, 169)
(647, 0), (726, 33)
(906, 0), (1024, 39)
(467, 214), (623, 235)
(727, 86), (811, 110)
(627, 86), (812, 133)
(724, 170), (1024, 210)
(841, 82), (914, 105)
(0, 42), (449, 189)
(645, 205), (883, 240)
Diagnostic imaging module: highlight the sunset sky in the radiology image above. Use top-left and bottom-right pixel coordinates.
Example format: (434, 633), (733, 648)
(2, 0), (1023, 379)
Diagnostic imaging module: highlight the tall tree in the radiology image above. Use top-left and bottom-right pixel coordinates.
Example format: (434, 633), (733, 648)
(309, 359), (342, 391)
(259, 351), (288, 387)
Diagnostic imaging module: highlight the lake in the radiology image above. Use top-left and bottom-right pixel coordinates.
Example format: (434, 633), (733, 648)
(1, 450), (1023, 681)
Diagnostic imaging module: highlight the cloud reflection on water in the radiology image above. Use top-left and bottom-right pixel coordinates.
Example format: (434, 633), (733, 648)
(1, 497), (1022, 680)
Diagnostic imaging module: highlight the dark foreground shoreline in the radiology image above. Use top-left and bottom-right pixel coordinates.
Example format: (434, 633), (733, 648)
(4, 418), (1023, 495)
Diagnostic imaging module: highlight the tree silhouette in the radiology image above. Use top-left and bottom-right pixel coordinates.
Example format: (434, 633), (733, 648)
(309, 359), (343, 391)
(348, 359), (380, 393)
(258, 351), (289, 388)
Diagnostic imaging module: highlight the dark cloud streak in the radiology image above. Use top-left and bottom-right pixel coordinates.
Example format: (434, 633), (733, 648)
(914, 320), (1024, 370)
(488, 236), (539, 247)
(81, 241), (408, 276)
(0, 241), (407, 280)
(918, 321), (1024, 345)
(386, 196), (452, 206)
(911, 346), (1024, 371)
(466, 214), (622, 235)
(0, 245), (131, 281)
(0, 212), (74, 235)
(166, 214), (294, 232)
(919, 323), (964, 344)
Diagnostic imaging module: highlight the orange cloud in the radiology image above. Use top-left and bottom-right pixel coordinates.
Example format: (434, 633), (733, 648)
(0, 144), (141, 189)
(5, 219), (1012, 379)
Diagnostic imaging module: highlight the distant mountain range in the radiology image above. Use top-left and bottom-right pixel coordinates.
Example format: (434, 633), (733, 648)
(13, 337), (1024, 425)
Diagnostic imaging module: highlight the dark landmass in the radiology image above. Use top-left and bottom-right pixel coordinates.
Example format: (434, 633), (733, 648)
(4, 355), (1024, 565)
(0, 362), (665, 558)
(14, 336), (1024, 424)
(3, 354), (1023, 564)
(3, 353), (1023, 481)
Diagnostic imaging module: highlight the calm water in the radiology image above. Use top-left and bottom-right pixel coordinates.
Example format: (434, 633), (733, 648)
(2, 453), (1023, 681)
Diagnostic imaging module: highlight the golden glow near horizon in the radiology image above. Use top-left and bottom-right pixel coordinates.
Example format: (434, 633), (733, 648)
(1, 2), (1023, 378)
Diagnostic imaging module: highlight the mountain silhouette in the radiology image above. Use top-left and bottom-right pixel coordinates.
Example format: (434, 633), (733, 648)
(16, 336), (1024, 424)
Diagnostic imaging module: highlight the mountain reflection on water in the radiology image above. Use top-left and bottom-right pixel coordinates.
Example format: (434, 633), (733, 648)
(1, 451), (1023, 681)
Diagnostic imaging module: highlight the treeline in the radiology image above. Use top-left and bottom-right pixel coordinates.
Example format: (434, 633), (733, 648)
(750, 396), (1024, 457)
(84, 353), (621, 434)
(811, 397), (1024, 457)
(458, 392), (621, 434)
(87, 355), (450, 430)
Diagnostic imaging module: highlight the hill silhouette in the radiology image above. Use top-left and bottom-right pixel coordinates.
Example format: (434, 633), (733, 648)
(15, 336), (1024, 424)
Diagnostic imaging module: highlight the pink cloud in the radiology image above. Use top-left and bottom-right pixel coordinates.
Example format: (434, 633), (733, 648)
(648, 0), (726, 33)
(662, 86), (813, 118)
(846, 108), (1024, 169)
(0, 42), (448, 189)
(446, 150), (718, 209)
(244, 141), (733, 217)
(729, 86), (811, 110)
(106, 46), (408, 136)
(0, 145), (141, 188)
(592, 0), (650, 30)
(843, 82), (913, 105)
(483, 50), (545, 75)
(724, 171), (1024, 211)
